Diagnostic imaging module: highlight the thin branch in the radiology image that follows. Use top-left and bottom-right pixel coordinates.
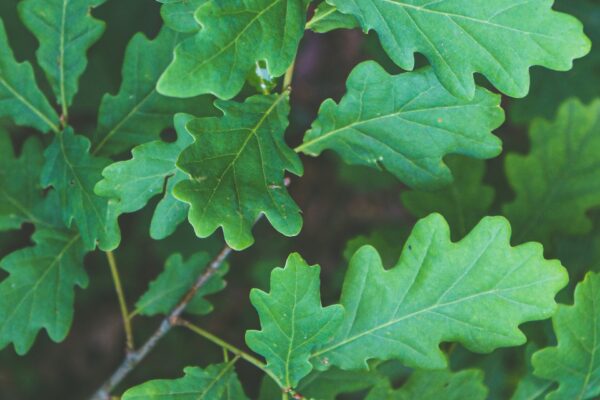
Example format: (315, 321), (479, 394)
(106, 251), (134, 352)
(90, 244), (233, 400)
(177, 319), (306, 400)
(176, 319), (282, 386)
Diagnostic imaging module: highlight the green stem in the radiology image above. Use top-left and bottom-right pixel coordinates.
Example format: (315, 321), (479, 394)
(177, 319), (284, 389)
(283, 62), (295, 91)
(106, 251), (135, 352)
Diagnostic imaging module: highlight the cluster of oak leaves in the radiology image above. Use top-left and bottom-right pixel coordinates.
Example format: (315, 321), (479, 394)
(0, 0), (599, 399)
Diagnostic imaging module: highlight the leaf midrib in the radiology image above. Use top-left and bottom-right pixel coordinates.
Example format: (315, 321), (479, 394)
(311, 275), (562, 358)
(194, 93), (288, 221)
(0, 233), (80, 335)
(0, 75), (59, 133)
(379, 0), (556, 39)
(187, 0), (283, 77)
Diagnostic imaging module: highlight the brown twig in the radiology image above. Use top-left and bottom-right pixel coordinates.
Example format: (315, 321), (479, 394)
(89, 245), (233, 400)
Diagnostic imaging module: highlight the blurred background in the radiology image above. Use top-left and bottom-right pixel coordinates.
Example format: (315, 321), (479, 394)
(0, 0), (598, 399)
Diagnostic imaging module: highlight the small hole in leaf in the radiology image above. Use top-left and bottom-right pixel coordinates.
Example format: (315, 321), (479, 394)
(160, 128), (177, 143)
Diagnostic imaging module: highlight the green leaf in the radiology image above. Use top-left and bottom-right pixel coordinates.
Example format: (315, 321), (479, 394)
(95, 113), (193, 240)
(246, 253), (344, 388)
(0, 224), (86, 355)
(312, 213), (567, 371)
(41, 128), (120, 251)
(532, 272), (600, 400)
(159, 0), (205, 33)
(298, 62), (504, 189)
(402, 156), (495, 238)
(328, 0), (591, 98)
(92, 27), (209, 157)
(0, 132), (47, 231)
(0, 19), (59, 133)
(157, 0), (310, 99)
(504, 98), (600, 245)
(365, 369), (487, 400)
(0, 130), (87, 355)
(175, 94), (303, 250)
(307, 2), (360, 33)
(19, 0), (106, 109)
(122, 362), (249, 399)
(134, 252), (227, 317)
(510, 0), (600, 123)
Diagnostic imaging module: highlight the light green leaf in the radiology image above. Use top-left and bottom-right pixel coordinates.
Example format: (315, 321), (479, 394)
(134, 252), (227, 317)
(312, 213), (567, 371)
(122, 362), (249, 399)
(41, 128), (120, 251)
(92, 27), (209, 157)
(246, 253), (344, 388)
(365, 369), (487, 400)
(0, 132), (47, 231)
(298, 62), (504, 190)
(159, 0), (205, 33)
(175, 94), (303, 250)
(0, 19), (59, 133)
(504, 98), (600, 245)
(95, 113), (192, 240)
(328, 0), (591, 98)
(402, 156), (495, 238)
(510, 0), (600, 124)
(532, 272), (600, 400)
(307, 2), (360, 33)
(19, 0), (106, 109)
(0, 224), (86, 355)
(157, 0), (310, 99)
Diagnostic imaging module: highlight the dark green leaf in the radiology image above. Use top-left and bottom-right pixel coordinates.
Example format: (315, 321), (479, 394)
(19, 0), (107, 108)
(134, 252), (227, 317)
(92, 27), (208, 157)
(158, 0), (310, 99)
(0, 19), (59, 133)
(0, 223), (86, 355)
(0, 131), (47, 231)
(175, 94), (303, 250)
(41, 128), (120, 251)
(504, 99), (600, 245)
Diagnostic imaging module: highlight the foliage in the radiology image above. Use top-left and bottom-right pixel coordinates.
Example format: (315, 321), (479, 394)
(532, 272), (600, 400)
(298, 61), (504, 189)
(504, 99), (600, 245)
(326, 0), (590, 98)
(0, 0), (597, 399)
